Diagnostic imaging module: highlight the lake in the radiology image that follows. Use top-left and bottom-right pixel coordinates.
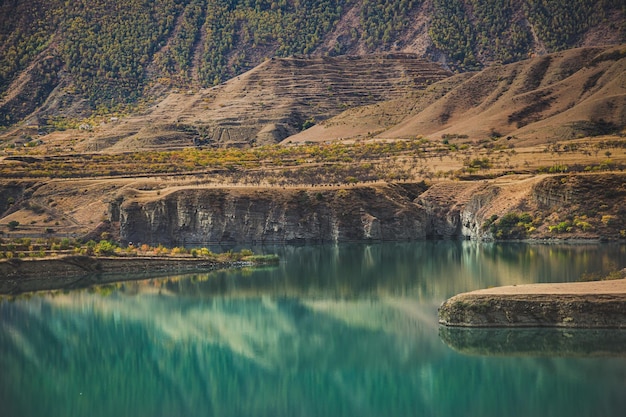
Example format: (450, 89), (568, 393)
(1, 242), (626, 417)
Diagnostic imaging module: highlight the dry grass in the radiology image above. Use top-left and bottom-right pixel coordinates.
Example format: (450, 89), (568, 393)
(0, 133), (624, 240)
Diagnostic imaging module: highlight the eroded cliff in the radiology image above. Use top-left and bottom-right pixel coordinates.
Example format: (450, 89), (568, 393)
(116, 183), (431, 245)
(111, 173), (626, 246)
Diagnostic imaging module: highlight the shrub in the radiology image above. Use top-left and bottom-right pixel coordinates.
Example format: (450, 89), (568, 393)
(489, 212), (534, 239)
(466, 157), (492, 170)
(171, 246), (187, 255)
(94, 240), (117, 256)
(573, 216), (593, 231)
(240, 249), (254, 257)
(155, 245), (169, 256)
(301, 118), (315, 130)
(549, 221), (572, 233)
(601, 215), (616, 226)
(548, 164), (568, 173)
(482, 214), (499, 230)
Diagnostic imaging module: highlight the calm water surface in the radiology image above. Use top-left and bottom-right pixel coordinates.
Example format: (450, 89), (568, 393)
(1, 242), (626, 417)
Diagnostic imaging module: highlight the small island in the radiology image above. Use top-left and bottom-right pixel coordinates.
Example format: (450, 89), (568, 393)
(438, 274), (626, 328)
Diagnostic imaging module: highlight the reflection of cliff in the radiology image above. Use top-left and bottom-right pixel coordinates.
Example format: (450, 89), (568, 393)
(5, 241), (620, 301)
(2, 243), (625, 417)
(153, 242), (624, 300)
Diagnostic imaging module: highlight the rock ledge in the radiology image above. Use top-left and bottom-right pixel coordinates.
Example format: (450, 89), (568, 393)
(439, 279), (626, 328)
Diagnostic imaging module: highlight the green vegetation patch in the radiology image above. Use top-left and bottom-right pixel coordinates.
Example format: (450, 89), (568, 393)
(0, 236), (273, 264)
(483, 212), (538, 239)
(524, 0), (619, 52)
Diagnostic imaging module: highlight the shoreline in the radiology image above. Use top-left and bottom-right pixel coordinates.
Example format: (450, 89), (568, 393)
(438, 278), (626, 328)
(0, 255), (278, 295)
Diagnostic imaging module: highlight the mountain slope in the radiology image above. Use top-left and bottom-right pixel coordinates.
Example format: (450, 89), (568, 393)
(384, 46), (626, 144)
(286, 45), (626, 144)
(65, 54), (452, 150)
(2, 46), (625, 150)
(0, 0), (624, 128)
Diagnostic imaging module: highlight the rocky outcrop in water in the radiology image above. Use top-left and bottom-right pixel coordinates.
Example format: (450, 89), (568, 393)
(439, 276), (626, 328)
(439, 293), (626, 328)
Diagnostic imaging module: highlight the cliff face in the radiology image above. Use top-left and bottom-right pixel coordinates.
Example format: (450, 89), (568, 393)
(117, 184), (431, 245)
(113, 173), (626, 246)
(416, 182), (498, 240)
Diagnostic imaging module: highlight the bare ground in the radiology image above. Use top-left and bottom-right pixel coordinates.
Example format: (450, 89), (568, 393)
(471, 277), (626, 295)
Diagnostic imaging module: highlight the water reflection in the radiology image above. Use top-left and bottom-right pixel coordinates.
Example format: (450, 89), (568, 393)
(1, 242), (625, 417)
(440, 327), (626, 357)
(3, 241), (624, 297)
(50, 241), (626, 298)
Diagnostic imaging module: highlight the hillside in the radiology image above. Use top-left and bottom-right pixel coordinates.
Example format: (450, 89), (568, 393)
(2, 45), (624, 151)
(290, 45), (626, 144)
(81, 53), (452, 150)
(0, 0), (624, 128)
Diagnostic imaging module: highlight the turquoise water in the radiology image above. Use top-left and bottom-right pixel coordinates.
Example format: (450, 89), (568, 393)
(1, 242), (626, 417)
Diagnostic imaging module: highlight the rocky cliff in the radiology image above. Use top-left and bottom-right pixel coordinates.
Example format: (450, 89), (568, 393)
(112, 173), (626, 246)
(439, 293), (626, 328)
(116, 183), (431, 245)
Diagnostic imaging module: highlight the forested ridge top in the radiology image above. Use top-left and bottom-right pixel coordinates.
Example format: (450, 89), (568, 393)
(0, 0), (624, 127)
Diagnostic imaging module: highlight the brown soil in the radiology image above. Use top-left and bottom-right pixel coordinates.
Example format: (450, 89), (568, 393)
(471, 278), (626, 295)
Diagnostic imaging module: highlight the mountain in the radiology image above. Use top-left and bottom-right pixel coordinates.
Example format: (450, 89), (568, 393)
(0, 46), (624, 245)
(0, 0), (624, 130)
